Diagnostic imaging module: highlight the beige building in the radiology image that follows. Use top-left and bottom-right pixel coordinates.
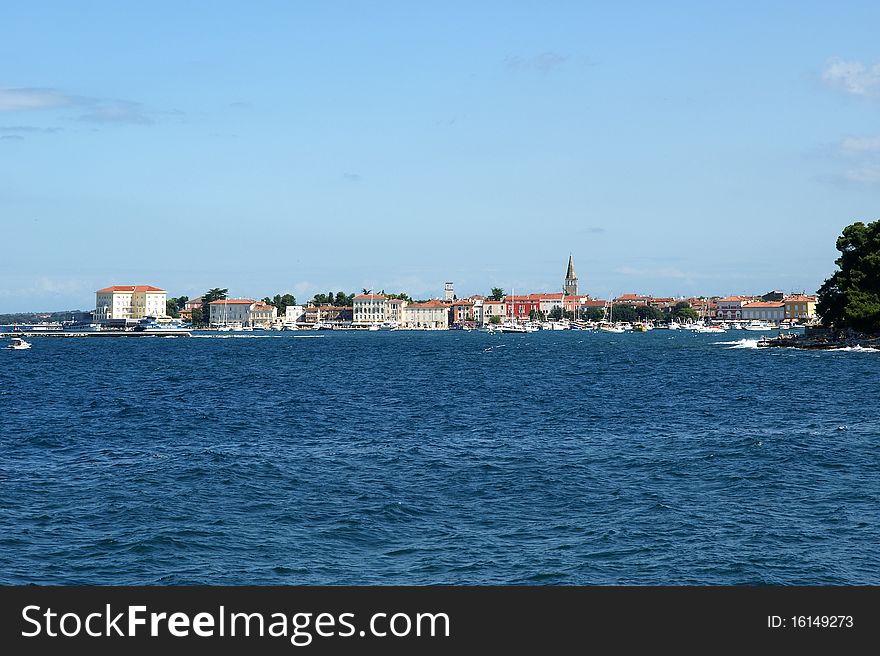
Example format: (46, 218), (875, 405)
(95, 285), (167, 321)
(402, 300), (450, 329)
(249, 302), (277, 327)
(741, 301), (785, 322)
(784, 295), (817, 322)
(481, 299), (505, 325)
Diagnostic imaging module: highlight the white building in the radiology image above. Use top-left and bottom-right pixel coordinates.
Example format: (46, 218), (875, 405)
(401, 300), (450, 329)
(444, 282), (454, 301)
(285, 305), (305, 324)
(352, 294), (406, 326)
(209, 299), (256, 326)
(95, 285), (167, 321)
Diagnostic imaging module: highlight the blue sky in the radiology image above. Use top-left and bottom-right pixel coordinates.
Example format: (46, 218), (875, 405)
(2, 1), (879, 311)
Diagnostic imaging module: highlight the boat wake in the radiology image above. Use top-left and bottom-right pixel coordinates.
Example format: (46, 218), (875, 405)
(190, 334), (286, 339)
(831, 345), (880, 353)
(715, 339), (760, 349)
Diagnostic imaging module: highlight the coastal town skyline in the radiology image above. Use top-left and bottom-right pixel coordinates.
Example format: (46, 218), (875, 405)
(0, 252), (824, 316)
(3, 2), (879, 312)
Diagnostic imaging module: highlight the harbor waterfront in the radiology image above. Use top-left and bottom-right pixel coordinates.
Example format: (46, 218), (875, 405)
(1, 330), (877, 585)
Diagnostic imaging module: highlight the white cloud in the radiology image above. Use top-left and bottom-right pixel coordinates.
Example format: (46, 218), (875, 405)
(844, 165), (880, 184)
(841, 135), (880, 152)
(0, 88), (76, 111)
(505, 52), (567, 74)
(821, 58), (880, 97)
(78, 101), (153, 125)
(0, 87), (156, 125)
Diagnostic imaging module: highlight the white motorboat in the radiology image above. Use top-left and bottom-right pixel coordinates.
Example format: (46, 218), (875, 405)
(695, 324), (726, 333)
(7, 337), (31, 350)
(368, 324), (381, 331)
(498, 322), (535, 333)
(743, 320), (773, 331)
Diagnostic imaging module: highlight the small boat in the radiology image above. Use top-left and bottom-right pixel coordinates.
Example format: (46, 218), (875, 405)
(368, 324), (381, 331)
(695, 324), (726, 333)
(743, 320), (773, 331)
(7, 337), (31, 350)
(498, 322), (535, 333)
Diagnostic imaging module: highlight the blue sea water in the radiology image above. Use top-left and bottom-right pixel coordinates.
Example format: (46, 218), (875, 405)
(0, 330), (878, 585)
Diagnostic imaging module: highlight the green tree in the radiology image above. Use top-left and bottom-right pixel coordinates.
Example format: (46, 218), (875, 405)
(489, 315), (502, 324)
(334, 291), (349, 306)
(529, 309), (546, 322)
(817, 220), (880, 332)
(581, 307), (605, 321)
(670, 301), (698, 322)
(610, 304), (639, 322)
(201, 288), (228, 326)
(634, 305), (664, 321)
(175, 295), (189, 310)
(191, 307), (203, 325)
(490, 287), (504, 301)
(166, 299), (180, 318)
(383, 292), (413, 302)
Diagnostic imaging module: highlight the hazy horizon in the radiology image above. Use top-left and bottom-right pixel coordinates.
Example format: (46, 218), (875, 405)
(3, 1), (879, 312)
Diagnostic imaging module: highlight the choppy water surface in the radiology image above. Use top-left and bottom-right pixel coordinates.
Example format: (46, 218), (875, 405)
(1, 330), (877, 584)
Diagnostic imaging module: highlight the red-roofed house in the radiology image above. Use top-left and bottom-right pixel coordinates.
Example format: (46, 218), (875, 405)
(614, 293), (652, 305)
(783, 294), (817, 322)
(95, 285), (167, 321)
(716, 296), (757, 321)
(504, 295), (540, 320)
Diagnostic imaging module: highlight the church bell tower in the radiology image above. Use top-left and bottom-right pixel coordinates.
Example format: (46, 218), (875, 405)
(563, 255), (578, 296)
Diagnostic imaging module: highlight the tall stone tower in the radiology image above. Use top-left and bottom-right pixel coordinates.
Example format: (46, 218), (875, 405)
(563, 255), (578, 296)
(444, 282), (454, 301)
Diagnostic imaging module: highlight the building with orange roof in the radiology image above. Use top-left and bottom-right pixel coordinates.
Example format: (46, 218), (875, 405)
(716, 296), (758, 320)
(402, 299), (450, 329)
(741, 301), (785, 322)
(208, 298), (257, 326)
(783, 294), (817, 322)
(94, 285), (167, 321)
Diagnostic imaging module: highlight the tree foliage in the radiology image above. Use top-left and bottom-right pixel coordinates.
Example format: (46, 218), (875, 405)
(201, 288), (228, 326)
(670, 301), (699, 322)
(489, 315), (502, 324)
(380, 290), (413, 302)
(312, 291), (353, 307)
(548, 307), (574, 320)
(581, 307), (605, 321)
(489, 287), (505, 301)
(817, 220), (880, 332)
(260, 293), (297, 315)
